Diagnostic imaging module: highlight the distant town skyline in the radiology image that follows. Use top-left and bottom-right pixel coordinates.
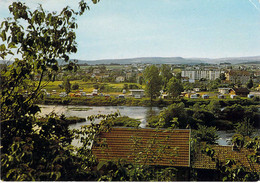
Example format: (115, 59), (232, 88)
(0, 0), (260, 60)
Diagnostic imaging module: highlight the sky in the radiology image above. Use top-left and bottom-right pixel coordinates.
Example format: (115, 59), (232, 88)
(0, 0), (260, 60)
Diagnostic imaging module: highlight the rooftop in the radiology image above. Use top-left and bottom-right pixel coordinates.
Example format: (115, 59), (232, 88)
(92, 128), (190, 167)
(193, 145), (260, 172)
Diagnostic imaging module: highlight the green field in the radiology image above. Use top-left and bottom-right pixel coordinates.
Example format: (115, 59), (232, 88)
(43, 80), (144, 95)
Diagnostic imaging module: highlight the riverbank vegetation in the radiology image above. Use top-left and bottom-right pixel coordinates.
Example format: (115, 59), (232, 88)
(39, 95), (259, 107)
(147, 102), (260, 131)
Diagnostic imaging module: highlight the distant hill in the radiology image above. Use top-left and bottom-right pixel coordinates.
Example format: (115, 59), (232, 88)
(75, 56), (260, 65)
(76, 57), (207, 65)
(1, 56), (260, 65)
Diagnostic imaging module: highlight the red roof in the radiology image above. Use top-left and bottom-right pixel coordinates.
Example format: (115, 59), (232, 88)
(193, 145), (260, 172)
(92, 128), (190, 167)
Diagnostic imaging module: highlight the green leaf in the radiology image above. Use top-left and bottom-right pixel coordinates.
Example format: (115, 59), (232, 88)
(97, 161), (107, 170)
(0, 44), (6, 51)
(8, 42), (17, 49)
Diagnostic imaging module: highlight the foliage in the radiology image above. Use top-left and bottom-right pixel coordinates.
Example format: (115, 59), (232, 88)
(154, 102), (189, 129)
(234, 118), (255, 137)
(72, 83), (79, 90)
(202, 136), (260, 181)
(143, 65), (162, 102)
(219, 73), (226, 81)
(166, 77), (184, 98)
(160, 64), (173, 90)
(192, 124), (219, 144)
(206, 100), (221, 118)
(105, 116), (141, 127)
(63, 77), (71, 94)
(246, 79), (253, 89)
(0, 1), (100, 181)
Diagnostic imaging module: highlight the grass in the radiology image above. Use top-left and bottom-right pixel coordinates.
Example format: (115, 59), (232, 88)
(43, 80), (144, 95)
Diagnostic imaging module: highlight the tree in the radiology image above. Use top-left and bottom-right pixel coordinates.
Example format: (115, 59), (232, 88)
(219, 73), (226, 81)
(138, 76), (144, 85)
(206, 100), (221, 118)
(72, 83), (79, 90)
(192, 124), (219, 145)
(0, 1), (100, 181)
(166, 77), (184, 98)
(160, 64), (173, 90)
(63, 77), (71, 94)
(144, 65), (162, 102)
(246, 79), (253, 89)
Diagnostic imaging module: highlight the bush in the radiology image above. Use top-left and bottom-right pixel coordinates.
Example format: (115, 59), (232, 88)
(106, 116), (141, 127)
(72, 83), (79, 90)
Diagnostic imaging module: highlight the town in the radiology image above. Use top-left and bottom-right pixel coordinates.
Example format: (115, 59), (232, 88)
(37, 61), (260, 101)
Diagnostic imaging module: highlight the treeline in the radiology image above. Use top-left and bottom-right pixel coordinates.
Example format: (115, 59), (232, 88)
(39, 95), (259, 107)
(147, 102), (260, 131)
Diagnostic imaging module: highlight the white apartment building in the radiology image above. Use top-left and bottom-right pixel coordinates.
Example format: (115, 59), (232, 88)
(181, 70), (224, 82)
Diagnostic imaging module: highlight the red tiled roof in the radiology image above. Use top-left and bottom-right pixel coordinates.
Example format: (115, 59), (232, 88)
(92, 128), (190, 167)
(193, 145), (260, 172)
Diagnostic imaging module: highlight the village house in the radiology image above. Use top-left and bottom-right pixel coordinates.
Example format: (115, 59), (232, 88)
(218, 88), (232, 94)
(229, 87), (250, 97)
(93, 69), (101, 74)
(115, 76), (125, 82)
(92, 127), (260, 181)
(193, 145), (260, 181)
(126, 72), (133, 80)
(129, 89), (145, 98)
(225, 70), (250, 84)
(92, 128), (191, 181)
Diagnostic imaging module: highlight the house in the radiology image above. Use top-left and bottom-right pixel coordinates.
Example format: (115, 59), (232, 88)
(115, 76), (125, 82)
(218, 95), (225, 99)
(161, 93), (169, 99)
(126, 72), (133, 80)
(225, 70), (250, 84)
(181, 77), (189, 83)
(230, 94), (239, 99)
(92, 128), (191, 181)
(229, 87), (250, 97)
(194, 88), (200, 92)
(202, 94), (209, 99)
(118, 94), (125, 99)
(91, 127), (260, 181)
(129, 89), (145, 98)
(247, 94), (254, 98)
(93, 69), (101, 74)
(218, 88), (231, 94)
(59, 92), (67, 97)
(193, 145), (260, 181)
(92, 89), (98, 96)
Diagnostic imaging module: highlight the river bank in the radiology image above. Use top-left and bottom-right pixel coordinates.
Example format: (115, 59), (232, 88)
(38, 96), (259, 107)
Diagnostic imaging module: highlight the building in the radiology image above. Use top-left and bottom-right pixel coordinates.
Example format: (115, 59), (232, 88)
(92, 128), (191, 180)
(129, 89), (145, 98)
(225, 70), (250, 84)
(229, 87), (250, 97)
(218, 88), (231, 94)
(115, 76), (125, 82)
(93, 69), (101, 74)
(181, 70), (224, 82)
(92, 127), (260, 181)
(193, 145), (260, 181)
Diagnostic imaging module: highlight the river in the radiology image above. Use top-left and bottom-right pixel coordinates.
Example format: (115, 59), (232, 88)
(38, 105), (259, 146)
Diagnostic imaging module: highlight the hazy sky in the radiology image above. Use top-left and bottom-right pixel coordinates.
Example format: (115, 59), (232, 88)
(0, 0), (260, 60)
